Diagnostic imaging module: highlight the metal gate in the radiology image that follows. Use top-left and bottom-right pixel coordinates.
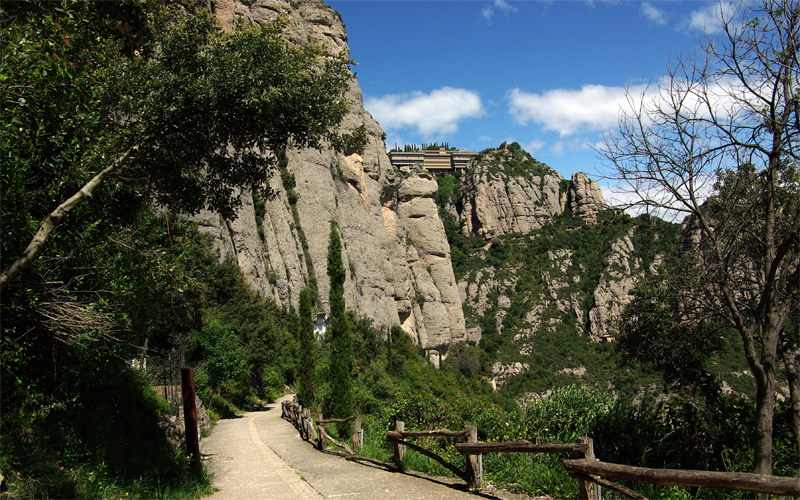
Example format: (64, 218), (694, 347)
(146, 347), (184, 416)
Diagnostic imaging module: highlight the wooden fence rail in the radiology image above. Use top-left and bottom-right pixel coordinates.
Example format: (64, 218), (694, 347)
(281, 398), (397, 471)
(563, 459), (800, 498)
(386, 422), (476, 486)
(454, 435), (597, 497)
(282, 398), (798, 499)
(456, 441), (588, 454)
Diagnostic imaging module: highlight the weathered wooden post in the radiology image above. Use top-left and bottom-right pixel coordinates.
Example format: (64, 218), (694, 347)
(464, 425), (481, 490)
(353, 416), (362, 452)
(578, 437), (598, 500)
(393, 421), (405, 466)
(318, 413), (327, 451)
(181, 368), (202, 475)
(308, 413), (318, 443)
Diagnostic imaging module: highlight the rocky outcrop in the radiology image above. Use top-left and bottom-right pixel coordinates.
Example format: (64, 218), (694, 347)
(396, 172), (466, 346)
(567, 172), (606, 225)
(587, 230), (642, 342)
(458, 149), (608, 239)
(158, 396), (211, 450)
(492, 361), (530, 389)
(189, 0), (658, 367)
(191, 0), (466, 349)
(460, 149), (564, 239)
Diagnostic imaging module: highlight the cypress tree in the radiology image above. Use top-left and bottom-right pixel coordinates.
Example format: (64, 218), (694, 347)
(298, 286), (316, 408)
(326, 221), (353, 434)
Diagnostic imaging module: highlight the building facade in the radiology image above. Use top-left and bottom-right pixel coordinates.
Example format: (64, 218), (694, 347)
(388, 148), (477, 176)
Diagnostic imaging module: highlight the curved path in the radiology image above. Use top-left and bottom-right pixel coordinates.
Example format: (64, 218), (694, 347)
(202, 395), (527, 500)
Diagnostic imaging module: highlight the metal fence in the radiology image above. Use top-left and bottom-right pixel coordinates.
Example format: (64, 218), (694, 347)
(145, 347), (184, 416)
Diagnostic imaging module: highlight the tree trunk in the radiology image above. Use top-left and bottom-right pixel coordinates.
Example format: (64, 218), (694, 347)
(781, 344), (800, 473)
(754, 375), (777, 477)
(0, 143), (146, 289)
(753, 316), (782, 477)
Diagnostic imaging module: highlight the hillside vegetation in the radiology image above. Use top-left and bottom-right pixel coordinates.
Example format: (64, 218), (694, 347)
(436, 146), (762, 400)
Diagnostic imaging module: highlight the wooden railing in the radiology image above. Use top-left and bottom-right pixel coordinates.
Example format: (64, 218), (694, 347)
(386, 421), (477, 487)
(282, 398), (799, 499)
(563, 459), (800, 499)
(281, 398), (398, 471)
(455, 436), (596, 496)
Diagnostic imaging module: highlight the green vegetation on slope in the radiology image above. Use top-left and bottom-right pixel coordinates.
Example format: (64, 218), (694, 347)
(0, 0), (353, 496)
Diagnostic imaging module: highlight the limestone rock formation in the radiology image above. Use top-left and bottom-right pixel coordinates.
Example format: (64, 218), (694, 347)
(187, 0), (661, 371)
(567, 172), (607, 225)
(192, 0), (466, 349)
(459, 149), (564, 239)
(492, 361), (530, 389)
(587, 230), (642, 342)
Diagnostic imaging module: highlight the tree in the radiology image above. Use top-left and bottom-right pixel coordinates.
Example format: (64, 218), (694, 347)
(1, 1), (356, 289)
(298, 287), (316, 407)
(326, 221), (354, 432)
(200, 321), (249, 394)
(615, 267), (727, 390)
(599, 0), (799, 476)
(387, 325), (416, 377)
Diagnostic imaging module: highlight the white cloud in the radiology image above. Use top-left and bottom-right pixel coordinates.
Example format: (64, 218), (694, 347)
(495, 0), (518, 14)
(509, 73), (754, 140)
(641, 2), (667, 25)
(679, 1), (737, 34)
(482, 0), (518, 22)
(600, 178), (715, 221)
(523, 139), (546, 153)
(550, 138), (591, 155)
(508, 84), (648, 136)
(365, 87), (484, 138)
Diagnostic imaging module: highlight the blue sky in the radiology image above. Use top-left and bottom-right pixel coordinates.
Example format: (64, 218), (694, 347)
(327, 0), (734, 182)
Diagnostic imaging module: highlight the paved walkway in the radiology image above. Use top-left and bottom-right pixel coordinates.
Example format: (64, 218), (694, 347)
(202, 395), (528, 500)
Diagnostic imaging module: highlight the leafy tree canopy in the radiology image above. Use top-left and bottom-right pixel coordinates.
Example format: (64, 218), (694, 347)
(1, 0), (357, 287)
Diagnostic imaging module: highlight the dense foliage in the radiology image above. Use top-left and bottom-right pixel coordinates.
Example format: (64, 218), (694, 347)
(332, 343), (797, 499)
(326, 221), (354, 434)
(0, 1), (354, 497)
(298, 287), (317, 406)
(1, 0), (355, 287)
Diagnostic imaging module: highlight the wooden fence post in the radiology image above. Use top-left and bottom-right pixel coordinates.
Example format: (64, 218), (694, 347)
(180, 368), (202, 475)
(464, 425), (481, 490)
(318, 413), (327, 451)
(300, 408), (308, 441)
(393, 421), (405, 465)
(579, 437), (598, 500)
(353, 417), (361, 452)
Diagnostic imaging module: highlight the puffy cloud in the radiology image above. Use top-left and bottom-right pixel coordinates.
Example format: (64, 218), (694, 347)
(641, 2), (667, 25)
(482, 0), (518, 22)
(600, 177), (715, 220)
(365, 87), (484, 138)
(509, 73), (754, 139)
(679, 1), (737, 34)
(508, 84), (647, 136)
(550, 138), (591, 155)
(523, 139), (546, 153)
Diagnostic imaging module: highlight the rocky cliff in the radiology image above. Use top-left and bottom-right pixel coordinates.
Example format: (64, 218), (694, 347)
(459, 148), (565, 239)
(447, 146), (680, 389)
(193, 0), (465, 350)
(194, 1), (678, 390)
